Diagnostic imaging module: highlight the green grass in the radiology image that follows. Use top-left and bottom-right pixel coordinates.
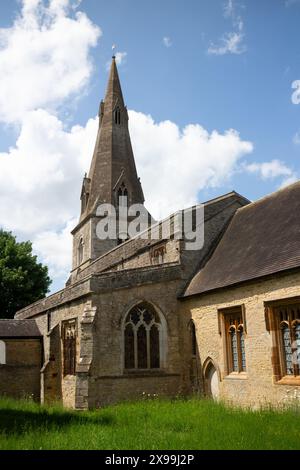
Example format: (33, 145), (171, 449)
(0, 397), (299, 450)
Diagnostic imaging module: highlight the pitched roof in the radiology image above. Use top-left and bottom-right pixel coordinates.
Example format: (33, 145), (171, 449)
(0, 320), (42, 338)
(184, 181), (300, 297)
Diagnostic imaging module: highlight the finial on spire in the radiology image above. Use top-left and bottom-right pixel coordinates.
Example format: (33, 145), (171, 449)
(112, 44), (116, 59)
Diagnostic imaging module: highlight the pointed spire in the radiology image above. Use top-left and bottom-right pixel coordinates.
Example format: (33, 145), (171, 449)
(79, 55), (144, 219)
(103, 56), (125, 112)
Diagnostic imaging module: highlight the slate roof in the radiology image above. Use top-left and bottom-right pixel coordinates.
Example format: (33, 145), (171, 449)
(184, 181), (300, 297)
(0, 320), (42, 338)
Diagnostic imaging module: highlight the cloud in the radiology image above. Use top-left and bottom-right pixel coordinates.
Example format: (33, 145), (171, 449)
(291, 80), (300, 104)
(0, 0), (101, 123)
(285, 0), (300, 6)
(33, 218), (77, 280)
(208, 0), (246, 55)
(208, 32), (246, 56)
(0, 0), (253, 290)
(0, 109), (98, 285)
(0, 107), (254, 285)
(106, 51), (127, 70)
(245, 160), (297, 187)
(293, 131), (300, 144)
(163, 37), (172, 48)
(129, 111), (253, 218)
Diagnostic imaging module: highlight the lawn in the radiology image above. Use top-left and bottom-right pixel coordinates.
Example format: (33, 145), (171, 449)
(0, 397), (299, 450)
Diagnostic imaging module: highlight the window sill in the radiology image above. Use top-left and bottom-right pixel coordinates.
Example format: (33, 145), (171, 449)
(224, 372), (248, 380)
(276, 376), (300, 386)
(123, 369), (167, 377)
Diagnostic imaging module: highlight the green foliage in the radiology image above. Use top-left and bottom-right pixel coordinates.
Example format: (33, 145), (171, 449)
(0, 230), (51, 318)
(0, 397), (299, 450)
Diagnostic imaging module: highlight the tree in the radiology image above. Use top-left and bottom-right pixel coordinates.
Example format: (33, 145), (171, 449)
(0, 230), (51, 319)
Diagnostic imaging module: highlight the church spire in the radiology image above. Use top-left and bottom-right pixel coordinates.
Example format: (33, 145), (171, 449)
(71, 56), (146, 268)
(81, 56), (145, 217)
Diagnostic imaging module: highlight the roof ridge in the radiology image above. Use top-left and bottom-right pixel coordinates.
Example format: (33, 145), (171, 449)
(236, 180), (300, 214)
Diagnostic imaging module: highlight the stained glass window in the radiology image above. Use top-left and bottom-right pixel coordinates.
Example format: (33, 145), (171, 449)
(223, 308), (246, 374)
(269, 303), (300, 380)
(230, 328), (239, 372)
(295, 324), (300, 370)
(240, 329), (246, 372)
(281, 324), (293, 375)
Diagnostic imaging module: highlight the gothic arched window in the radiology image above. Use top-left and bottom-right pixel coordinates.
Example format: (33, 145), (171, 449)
(124, 303), (164, 370)
(62, 320), (77, 376)
(78, 238), (84, 266)
(226, 313), (246, 373)
(0, 340), (6, 365)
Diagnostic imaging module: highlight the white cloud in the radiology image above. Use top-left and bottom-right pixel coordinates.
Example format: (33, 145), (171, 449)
(129, 111), (253, 219)
(163, 37), (172, 48)
(106, 51), (127, 70)
(291, 80), (300, 104)
(0, 109), (98, 284)
(115, 51), (127, 65)
(33, 218), (77, 280)
(279, 175), (298, 188)
(208, 0), (246, 56)
(0, 0), (101, 287)
(224, 0), (235, 18)
(293, 131), (300, 144)
(0, 0), (101, 123)
(0, 107), (254, 285)
(285, 0), (300, 6)
(245, 159), (296, 185)
(208, 32), (246, 56)
(0, 0), (254, 290)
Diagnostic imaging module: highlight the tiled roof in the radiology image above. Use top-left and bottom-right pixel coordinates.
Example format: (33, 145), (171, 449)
(184, 181), (300, 297)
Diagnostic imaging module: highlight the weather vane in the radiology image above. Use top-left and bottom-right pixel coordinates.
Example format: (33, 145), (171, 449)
(112, 44), (116, 58)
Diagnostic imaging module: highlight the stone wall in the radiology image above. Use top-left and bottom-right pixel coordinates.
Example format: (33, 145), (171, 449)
(180, 270), (300, 407)
(0, 339), (42, 400)
(84, 278), (186, 408)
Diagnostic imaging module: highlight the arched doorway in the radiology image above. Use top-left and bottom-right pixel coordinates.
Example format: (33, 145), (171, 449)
(203, 359), (220, 400)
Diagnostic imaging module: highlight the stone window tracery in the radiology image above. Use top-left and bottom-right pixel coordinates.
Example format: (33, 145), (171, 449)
(124, 303), (163, 370)
(62, 320), (77, 376)
(219, 306), (247, 375)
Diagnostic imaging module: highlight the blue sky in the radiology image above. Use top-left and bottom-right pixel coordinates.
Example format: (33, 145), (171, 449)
(0, 0), (299, 292)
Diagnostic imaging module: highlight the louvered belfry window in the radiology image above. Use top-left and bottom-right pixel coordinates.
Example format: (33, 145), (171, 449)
(63, 320), (77, 376)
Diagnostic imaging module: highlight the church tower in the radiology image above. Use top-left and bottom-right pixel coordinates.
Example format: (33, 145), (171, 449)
(71, 56), (146, 271)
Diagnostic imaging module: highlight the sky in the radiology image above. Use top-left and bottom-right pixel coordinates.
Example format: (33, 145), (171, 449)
(0, 0), (299, 293)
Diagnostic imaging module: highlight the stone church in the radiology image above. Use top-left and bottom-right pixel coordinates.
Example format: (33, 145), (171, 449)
(0, 57), (300, 409)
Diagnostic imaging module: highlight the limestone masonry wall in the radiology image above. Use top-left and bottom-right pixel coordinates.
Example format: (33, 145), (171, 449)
(0, 339), (42, 400)
(181, 270), (300, 407)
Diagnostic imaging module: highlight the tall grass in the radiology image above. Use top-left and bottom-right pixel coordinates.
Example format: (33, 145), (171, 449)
(0, 397), (299, 450)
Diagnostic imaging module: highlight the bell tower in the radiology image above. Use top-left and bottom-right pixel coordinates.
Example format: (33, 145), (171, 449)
(71, 56), (146, 271)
